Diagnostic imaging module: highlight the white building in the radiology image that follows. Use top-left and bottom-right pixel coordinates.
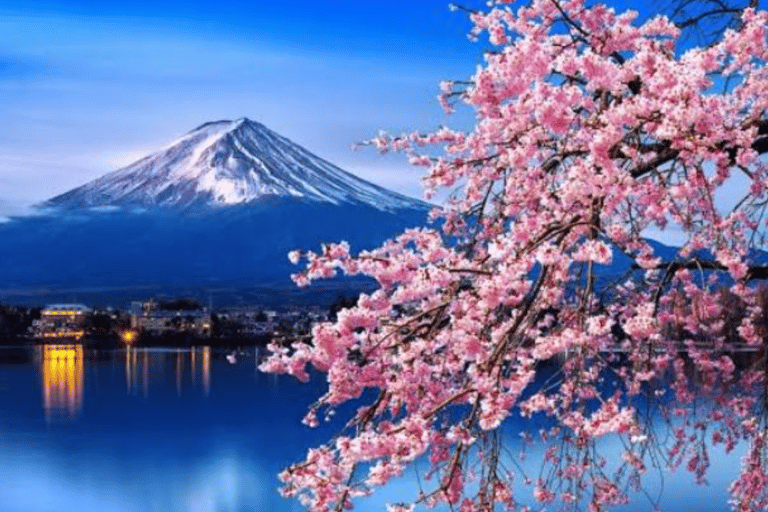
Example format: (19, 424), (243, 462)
(32, 304), (92, 340)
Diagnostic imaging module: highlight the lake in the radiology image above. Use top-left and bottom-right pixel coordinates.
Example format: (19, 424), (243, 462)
(0, 345), (748, 511)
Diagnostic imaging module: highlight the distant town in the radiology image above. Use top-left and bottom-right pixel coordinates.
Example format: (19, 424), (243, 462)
(0, 295), (359, 348)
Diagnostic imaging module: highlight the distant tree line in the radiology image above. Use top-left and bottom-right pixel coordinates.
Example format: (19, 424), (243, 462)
(0, 305), (39, 341)
(155, 298), (203, 311)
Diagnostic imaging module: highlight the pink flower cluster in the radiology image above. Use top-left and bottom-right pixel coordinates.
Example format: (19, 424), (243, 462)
(264, 0), (768, 510)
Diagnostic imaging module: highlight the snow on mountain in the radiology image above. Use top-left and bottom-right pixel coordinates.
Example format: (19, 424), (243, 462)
(42, 118), (426, 212)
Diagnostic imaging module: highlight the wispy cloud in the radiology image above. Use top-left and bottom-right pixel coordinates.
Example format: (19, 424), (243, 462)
(0, 6), (476, 205)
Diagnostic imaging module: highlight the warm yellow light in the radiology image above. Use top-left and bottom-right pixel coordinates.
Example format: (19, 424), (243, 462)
(202, 346), (211, 396)
(42, 310), (86, 316)
(121, 330), (138, 344)
(41, 344), (83, 420)
(42, 330), (84, 339)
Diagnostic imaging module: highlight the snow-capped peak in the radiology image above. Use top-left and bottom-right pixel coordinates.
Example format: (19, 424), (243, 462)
(42, 118), (427, 212)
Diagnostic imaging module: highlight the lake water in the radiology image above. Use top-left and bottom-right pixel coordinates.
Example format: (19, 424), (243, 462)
(0, 345), (747, 512)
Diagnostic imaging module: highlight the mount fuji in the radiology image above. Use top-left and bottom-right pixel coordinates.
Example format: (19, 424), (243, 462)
(0, 118), (431, 304)
(42, 118), (422, 212)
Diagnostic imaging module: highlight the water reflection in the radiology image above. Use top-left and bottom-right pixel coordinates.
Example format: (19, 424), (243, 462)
(125, 347), (137, 395)
(119, 346), (214, 399)
(0, 346), (749, 511)
(191, 348), (197, 386)
(142, 349), (149, 397)
(176, 349), (183, 396)
(0, 346), (312, 512)
(38, 344), (83, 421)
(202, 346), (211, 396)
(37, 346), (219, 421)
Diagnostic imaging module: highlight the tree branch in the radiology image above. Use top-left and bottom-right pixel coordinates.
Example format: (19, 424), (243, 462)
(629, 119), (768, 179)
(632, 258), (768, 281)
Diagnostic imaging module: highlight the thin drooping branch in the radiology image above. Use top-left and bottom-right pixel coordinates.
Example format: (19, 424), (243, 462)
(634, 259), (768, 281)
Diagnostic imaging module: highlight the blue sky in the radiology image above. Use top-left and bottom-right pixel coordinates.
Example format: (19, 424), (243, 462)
(0, 0), (481, 215)
(0, 0), (764, 219)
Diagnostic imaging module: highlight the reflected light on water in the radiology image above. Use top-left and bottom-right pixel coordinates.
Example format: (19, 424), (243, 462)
(3, 347), (748, 511)
(142, 350), (149, 397)
(125, 347), (131, 394)
(190, 349), (197, 386)
(124, 347), (138, 395)
(202, 346), (211, 397)
(38, 344), (84, 421)
(176, 349), (183, 396)
(120, 347), (213, 398)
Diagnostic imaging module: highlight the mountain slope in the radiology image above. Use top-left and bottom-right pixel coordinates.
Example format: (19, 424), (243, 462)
(42, 118), (424, 212)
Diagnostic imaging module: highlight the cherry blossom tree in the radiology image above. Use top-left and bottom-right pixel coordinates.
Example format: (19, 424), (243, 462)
(261, 0), (768, 510)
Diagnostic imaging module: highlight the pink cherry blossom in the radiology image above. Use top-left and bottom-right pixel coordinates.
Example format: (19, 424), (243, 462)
(266, 1), (768, 510)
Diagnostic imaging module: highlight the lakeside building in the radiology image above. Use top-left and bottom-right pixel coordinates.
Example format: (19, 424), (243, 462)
(130, 300), (211, 338)
(31, 304), (92, 340)
(214, 305), (327, 338)
(215, 306), (277, 337)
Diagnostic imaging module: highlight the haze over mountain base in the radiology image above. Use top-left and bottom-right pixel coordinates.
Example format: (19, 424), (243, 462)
(0, 199), (429, 305)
